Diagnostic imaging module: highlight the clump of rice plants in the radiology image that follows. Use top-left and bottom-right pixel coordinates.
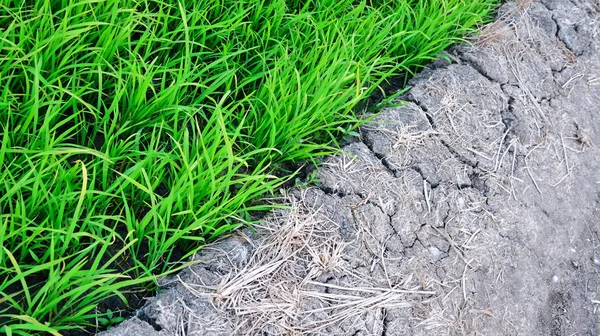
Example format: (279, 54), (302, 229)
(0, 0), (498, 333)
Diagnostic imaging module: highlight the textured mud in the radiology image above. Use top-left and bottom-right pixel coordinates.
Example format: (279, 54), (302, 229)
(103, 0), (600, 335)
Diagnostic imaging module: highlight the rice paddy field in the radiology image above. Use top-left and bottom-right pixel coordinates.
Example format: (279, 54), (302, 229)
(0, 0), (498, 334)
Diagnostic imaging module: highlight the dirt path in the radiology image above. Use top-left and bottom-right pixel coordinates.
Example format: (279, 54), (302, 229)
(103, 1), (600, 335)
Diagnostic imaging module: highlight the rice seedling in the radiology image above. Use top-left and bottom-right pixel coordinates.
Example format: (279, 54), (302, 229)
(0, 0), (498, 333)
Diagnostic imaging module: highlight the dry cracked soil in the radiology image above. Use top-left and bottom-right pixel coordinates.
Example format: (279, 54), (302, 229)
(103, 0), (600, 335)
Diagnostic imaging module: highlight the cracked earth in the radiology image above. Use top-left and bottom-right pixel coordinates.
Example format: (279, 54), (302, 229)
(103, 0), (600, 335)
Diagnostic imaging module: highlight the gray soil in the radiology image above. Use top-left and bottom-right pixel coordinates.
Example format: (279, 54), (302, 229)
(102, 0), (600, 335)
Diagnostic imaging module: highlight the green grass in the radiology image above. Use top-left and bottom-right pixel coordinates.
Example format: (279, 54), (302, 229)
(0, 0), (497, 334)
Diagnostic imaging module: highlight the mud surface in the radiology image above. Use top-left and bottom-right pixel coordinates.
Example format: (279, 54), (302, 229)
(103, 0), (600, 335)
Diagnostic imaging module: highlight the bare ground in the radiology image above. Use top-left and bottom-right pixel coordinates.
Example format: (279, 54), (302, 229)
(103, 0), (600, 335)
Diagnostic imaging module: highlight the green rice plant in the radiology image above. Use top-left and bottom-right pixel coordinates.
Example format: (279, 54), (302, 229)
(0, 0), (498, 333)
